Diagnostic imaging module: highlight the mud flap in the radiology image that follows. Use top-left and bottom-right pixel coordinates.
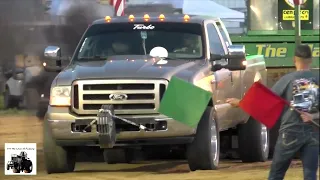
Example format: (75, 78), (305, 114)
(97, 105), (117, 149)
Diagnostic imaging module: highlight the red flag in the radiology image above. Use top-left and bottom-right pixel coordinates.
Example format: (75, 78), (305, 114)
(239, 82), (288, 129)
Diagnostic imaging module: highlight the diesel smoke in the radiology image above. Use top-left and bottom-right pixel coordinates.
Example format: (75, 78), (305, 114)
(0, 0), (113, 69)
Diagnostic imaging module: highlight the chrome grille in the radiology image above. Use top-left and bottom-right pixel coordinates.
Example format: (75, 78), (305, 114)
(72, 79), (168, 115)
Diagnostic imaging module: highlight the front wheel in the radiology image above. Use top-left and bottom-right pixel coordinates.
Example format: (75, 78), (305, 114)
(22, 88), (39, 110)
(238, 117), (269, 162)
(43, 119), (76, 174)
(187, 107), (220, 171)
(23, 160), (33, 173)
(13, 166), (20, 173)
(36, 101), (48, 120)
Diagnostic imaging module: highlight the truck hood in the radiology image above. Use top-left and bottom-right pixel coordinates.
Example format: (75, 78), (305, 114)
(54, 57), (210, 86)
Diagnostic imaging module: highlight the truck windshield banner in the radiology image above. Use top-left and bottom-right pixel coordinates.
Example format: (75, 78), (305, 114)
(278, 0), (313, 30)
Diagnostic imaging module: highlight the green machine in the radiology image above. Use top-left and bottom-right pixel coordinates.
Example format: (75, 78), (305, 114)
(231, 0), (319, 86)
(230, 0), (319, 154)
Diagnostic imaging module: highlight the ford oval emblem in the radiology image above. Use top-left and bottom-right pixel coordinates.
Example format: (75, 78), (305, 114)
(109, 93), (128, 101)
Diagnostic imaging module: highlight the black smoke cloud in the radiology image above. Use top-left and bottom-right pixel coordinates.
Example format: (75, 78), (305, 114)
(0, 0), (113, 69)
(0, 0), (46, 68)
(43, 1), (114, 57)
(0, 1), (113, 113)
(53, 3), (104, 55)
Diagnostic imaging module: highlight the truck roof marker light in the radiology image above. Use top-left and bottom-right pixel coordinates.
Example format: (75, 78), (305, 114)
(128, 15), (134, 22)
(184, 15), (190, 22)
(159, 14), (165, 21)
(105, 16), (111, 22)
(144, 14), (150, 22)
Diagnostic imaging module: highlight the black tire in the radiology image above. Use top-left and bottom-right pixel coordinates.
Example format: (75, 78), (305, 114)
(13, 163), (20, 173)
(238, 117), (269, 162)
(43, 118), (76, 174)
(13, 168), (20, 173)
(3, 87), (19, 109)
(23, 160), (33, 173)
(6, 165), (9, 170)
(22, 88), (39, 110)
(36, 102), (47, 120)
(103, 149), (134, 164)
(187, 107), (220, 171)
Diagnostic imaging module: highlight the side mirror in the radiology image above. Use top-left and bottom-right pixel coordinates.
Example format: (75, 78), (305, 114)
(228, 45), (246, 58)
(43, 46), (66, 72)
(225, 45), (246, 70)
(44, 46), (61, 59)
(211, 45), (246, 71)
(42, 62), (63, 72)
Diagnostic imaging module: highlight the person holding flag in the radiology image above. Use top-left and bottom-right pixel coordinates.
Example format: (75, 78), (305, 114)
(226, 44), (319, 180)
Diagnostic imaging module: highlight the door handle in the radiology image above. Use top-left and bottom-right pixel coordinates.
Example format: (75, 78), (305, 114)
(229, 72), (233, 85)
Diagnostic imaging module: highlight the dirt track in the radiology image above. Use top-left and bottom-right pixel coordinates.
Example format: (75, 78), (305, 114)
(0, 116), (308, 179)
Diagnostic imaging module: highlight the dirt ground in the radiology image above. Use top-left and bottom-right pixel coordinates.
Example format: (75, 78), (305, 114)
(0, 116), (312, 180)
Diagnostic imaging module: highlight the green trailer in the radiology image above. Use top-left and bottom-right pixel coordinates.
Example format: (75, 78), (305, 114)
(230, 0), (319, 155)
(230, 0), (319, 86)
(232, 33), (319, 68)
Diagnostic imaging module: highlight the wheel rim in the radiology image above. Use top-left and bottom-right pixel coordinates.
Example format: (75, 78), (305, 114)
(210, 120), (219, 165)
(260, 124), (269, 157)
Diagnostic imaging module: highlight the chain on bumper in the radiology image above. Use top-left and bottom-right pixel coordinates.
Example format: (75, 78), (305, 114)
(82, 105), (151, 148)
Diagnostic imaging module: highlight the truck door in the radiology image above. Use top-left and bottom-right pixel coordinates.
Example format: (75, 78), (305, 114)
(217, 21), (244, 127)
(206, 22), (242, 130)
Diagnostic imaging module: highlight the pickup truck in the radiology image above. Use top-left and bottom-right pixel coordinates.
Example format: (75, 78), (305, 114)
(42, 14), (268, 173)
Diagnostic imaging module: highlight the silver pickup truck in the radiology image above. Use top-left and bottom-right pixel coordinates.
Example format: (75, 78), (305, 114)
(42, 14), (268, 174)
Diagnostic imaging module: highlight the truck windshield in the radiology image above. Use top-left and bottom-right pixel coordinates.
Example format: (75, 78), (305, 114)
(75, 22), (204, 61)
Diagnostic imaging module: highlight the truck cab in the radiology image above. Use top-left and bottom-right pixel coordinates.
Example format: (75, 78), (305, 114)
(42, 14), (267, 174)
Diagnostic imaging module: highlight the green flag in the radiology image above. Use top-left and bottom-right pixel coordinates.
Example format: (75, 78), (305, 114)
(158, 76), (212, 128)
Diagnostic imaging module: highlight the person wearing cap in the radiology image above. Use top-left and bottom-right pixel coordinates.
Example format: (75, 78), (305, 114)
(226, 44), (319, 180)
(174, 34), (201, 54)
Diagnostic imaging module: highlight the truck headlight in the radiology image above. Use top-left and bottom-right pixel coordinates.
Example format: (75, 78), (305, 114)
(50, 86), (71, 106)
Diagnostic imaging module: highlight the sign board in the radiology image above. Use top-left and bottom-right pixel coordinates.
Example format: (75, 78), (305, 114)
(243, 43), (319, 67)
(278, 0), (313, 30)
(282, 10), (309, 20)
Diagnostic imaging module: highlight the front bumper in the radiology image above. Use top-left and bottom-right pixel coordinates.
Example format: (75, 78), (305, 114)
(46, 107), (196, 146)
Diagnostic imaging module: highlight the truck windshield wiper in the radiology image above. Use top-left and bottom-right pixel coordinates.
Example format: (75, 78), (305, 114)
(164, 57), (197, 60)
(163, 57), (175, 60)
(77, 56), (108, 61)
